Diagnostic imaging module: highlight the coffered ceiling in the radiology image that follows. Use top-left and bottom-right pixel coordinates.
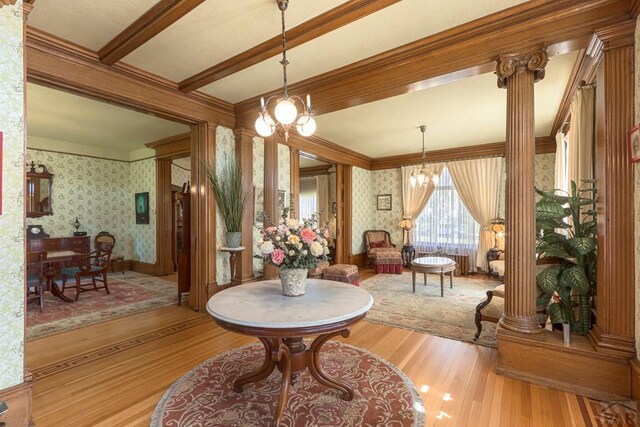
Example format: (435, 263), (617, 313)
(25, 0), (598, 158)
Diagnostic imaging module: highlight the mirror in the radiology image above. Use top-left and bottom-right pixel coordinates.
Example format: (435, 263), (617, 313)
(26, 161), (53, 218)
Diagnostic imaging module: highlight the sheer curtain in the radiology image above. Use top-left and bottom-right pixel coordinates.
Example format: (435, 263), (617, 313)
(401, 163), (445, 243)
(414, 166), (479, 265)
(567, 87), (594, 185)
(316, 175), (329, 226)
(299, 177), (317, 220)
(447, 157), (502, 272)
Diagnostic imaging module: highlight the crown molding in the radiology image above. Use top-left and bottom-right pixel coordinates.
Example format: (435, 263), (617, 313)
(234, 0), (629, 128)
(179, 0), (401, 92)
(25, 27), (235, 127)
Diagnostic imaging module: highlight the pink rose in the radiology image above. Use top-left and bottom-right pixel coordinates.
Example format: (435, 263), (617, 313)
(300, 228), (316, 244)
(266, 226), (277, 233)
(271, 249), (285, 265)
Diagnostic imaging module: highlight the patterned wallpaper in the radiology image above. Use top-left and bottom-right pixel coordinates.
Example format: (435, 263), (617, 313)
(215, 126), (235, 285)
(171, 163), (190, 188)
(0, 1), (25, 390)
(26, 150), (134, 259)
(253, 136), (265, 274)
(371, 169), (404, 247)
(634, 16), (640, 357)
(130, 158), (156, 263)
(351, 166), (374, 254)
(278, 143), (290, 218)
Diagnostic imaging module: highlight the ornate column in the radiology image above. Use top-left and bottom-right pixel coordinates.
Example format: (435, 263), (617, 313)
(496, 49), (548, 334)
(233, 128), (255, 284)
(588, 23), (636, 358)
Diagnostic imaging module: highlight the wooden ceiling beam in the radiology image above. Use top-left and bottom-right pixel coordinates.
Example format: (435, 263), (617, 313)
(26, 27), (234, 127)
(178, 0), (401, 93)
(370, 137), (556, 171)
(98, 0), (206, 65)
(234, 0), (630, 128)
(283, 134), (373, 170)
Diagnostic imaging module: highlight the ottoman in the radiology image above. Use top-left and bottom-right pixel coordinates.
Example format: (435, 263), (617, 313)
(371, 252), (403, 274)
(322, 264), (360, 286)
(308, 261), (330, 278)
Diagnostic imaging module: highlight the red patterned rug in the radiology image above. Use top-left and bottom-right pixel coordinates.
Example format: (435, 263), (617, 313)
(27, 272), (177, 340)
(151, 341), (425, 426)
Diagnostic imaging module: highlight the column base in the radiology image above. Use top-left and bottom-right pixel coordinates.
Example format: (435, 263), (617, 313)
(588, 324), (636, 358)
(499, 314), (543, 334)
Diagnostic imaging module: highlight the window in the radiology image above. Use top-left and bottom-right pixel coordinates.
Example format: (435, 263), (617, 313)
(414, 166), (479, 256)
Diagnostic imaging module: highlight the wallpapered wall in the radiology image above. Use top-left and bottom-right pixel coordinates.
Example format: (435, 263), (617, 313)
(0, 0), (25, 390)
(253, 136), (265, 274)
(25, 151), (158, 263)
(215, 126), (235, 285)
(171, 163), (190, 188)
(278, 143), (291, 217)
(352, 153), (556, 256)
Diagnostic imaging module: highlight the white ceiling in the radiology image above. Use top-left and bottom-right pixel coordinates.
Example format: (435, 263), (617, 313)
(314, 51), (578, 157)
(27, 83), (189, 152)
(197, 0), (528, 103)
(28, 0), (159, 51)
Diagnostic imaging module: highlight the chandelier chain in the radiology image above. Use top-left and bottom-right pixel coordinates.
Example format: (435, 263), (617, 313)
(279, 4), (289, 98)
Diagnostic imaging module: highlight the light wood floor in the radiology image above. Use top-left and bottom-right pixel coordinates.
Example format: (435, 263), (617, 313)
(27, 303), (636, 426)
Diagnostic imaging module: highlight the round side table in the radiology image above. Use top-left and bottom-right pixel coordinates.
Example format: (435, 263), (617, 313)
(207, 279), (373, 427)
(410, 256), (457, 296)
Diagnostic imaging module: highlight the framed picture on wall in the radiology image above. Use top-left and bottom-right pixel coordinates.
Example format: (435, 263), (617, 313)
(135, 192), (150, 224)
(377, 194), (392, 211)
(278, 190), (287, 210)
(629, 124), (640, 162)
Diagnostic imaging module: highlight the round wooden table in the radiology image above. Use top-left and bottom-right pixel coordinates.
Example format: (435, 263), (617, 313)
(410, 256), (457, 296)
(206, 279), (373, 427)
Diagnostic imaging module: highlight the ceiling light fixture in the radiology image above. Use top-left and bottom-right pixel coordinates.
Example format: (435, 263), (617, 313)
(255, 0), (316, 140)
(410, 125), (439, 188)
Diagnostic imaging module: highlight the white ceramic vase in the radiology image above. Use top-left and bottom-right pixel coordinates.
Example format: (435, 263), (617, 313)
(279, 268), (307, 297)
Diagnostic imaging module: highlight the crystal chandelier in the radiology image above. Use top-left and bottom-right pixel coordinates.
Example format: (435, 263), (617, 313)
(255, 0), (316, 140)
(409, 125), (440, 188)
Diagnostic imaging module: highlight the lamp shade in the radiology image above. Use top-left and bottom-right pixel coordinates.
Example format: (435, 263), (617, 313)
(484, 218), (505, 234)
(399, 218), (415, 230)
(274, 98), (298, 125)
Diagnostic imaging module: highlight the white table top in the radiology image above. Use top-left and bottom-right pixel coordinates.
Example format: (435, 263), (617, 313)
(411, 256), (456, 268)
(207, 279), (373, 329)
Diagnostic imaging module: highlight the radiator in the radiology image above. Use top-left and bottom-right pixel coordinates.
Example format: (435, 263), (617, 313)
(417, 252), (471, 275)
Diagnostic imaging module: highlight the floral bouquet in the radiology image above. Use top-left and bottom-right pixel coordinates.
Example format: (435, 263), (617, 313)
(256, 212), (330, 271)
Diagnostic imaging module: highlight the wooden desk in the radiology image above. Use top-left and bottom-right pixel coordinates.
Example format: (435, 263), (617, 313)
(207, 280), (373, 427)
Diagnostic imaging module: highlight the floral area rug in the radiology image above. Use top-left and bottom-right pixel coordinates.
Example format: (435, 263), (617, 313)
(26, 271), (178, 341)
(360, 272), (502, 347)
(151, 341), (425, 427)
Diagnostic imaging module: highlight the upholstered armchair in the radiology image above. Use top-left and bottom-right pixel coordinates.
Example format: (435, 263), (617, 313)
(364, 230), (403, 274)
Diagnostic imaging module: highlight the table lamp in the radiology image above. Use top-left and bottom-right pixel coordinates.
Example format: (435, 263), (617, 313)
(399, 218), (415, 246)
(485, 218), (505, 249)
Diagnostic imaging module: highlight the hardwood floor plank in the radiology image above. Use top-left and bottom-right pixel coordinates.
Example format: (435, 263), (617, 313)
(26, 305), (627, 426)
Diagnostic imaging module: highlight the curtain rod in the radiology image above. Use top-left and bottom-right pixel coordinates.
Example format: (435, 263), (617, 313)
(402, 153), (504, 168)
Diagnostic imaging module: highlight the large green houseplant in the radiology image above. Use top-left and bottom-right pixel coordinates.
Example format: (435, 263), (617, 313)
(535, 180), (597, 335)
(206, 159), (250, 248)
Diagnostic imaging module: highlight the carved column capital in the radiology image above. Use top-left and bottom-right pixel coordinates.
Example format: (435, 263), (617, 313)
(496, 50), (548, 88)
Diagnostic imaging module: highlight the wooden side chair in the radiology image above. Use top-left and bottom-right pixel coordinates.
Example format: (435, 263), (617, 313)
(61, 244), (112, 301)
(26, 251), (47, 312)
(95, 231), (125, 274)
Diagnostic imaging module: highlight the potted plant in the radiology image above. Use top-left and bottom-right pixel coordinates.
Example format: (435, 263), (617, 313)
(256, 210), (330, 296)
(535, 180), (597, 335)
(206, 159), (249, 248)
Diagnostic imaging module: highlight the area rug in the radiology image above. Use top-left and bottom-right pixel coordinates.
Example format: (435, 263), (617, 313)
(360, 272), (502, 347)
(26, 271), (177, 341)
(151, 341), (425, 427)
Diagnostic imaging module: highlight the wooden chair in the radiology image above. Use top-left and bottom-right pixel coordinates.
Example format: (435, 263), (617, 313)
(61, 244), (112, 301)
(26, 251), (47, 312)
(95, 231), (125, 274)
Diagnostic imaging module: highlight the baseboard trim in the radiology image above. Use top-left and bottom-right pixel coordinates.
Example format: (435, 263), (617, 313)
(348, 253), (368, 267)
(497, 327), (631, 401)
(0, 373), (34, 427)
(129, 260), (159, 276)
